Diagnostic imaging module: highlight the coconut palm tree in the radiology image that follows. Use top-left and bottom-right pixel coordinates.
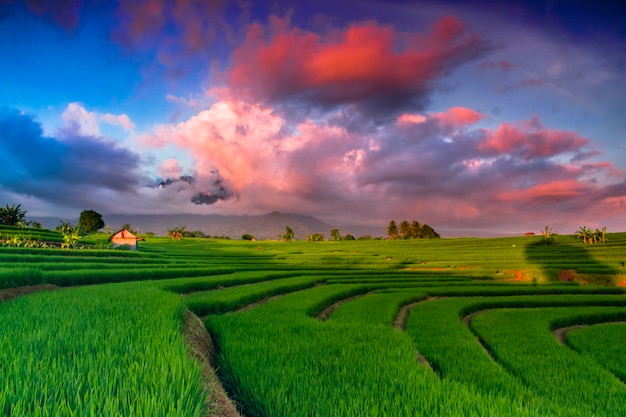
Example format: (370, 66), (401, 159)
(386, 220), (399, 240)
(576, 226), (589, 244)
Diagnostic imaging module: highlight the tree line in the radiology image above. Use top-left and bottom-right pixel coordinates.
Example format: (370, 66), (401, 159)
(386, 220), (439, 240)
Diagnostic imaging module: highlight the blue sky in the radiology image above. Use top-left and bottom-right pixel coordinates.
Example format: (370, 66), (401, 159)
(1, 0), (625, 235)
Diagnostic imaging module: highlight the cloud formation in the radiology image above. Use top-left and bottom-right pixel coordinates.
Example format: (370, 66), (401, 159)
(227, 15), (488, 117)
(142, 96), (626, 232)
(0, 107), (145, 210)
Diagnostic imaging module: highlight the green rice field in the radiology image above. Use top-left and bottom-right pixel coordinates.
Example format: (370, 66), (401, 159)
(1, 227), (626, 416)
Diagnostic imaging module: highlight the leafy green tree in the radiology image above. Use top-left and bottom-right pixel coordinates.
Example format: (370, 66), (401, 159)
(282, 226), (294, 242)
(409, 220), (421, 238)
(420, 224), (440, 239)
(242, 233), (256, 241)
(358, 235), (372, 240)
(330, 229), (341, 241)
(307, 233), (325, 242)
(386, 220), (398, 240)
(77, 210), (105, 234)
(398, 220), (410, 239)
(0, 203), (27, 226)
(344, 234), (355, 240)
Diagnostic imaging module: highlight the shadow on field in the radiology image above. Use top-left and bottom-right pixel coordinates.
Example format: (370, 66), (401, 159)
(525, 238), (619, 284)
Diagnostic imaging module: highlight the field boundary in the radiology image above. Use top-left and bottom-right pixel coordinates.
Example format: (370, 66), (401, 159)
(184, 310), (242, 417)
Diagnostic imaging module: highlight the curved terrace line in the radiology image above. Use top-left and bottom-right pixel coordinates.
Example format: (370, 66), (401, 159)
(183, 310), (242, 417)
(0, 284), (59, 303)
(233, 283), (327, 314)
(393, 297), (439, 373)
(316, 291), (374, 321)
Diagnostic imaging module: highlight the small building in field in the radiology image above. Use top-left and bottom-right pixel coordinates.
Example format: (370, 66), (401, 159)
(110, 229), (144, 250)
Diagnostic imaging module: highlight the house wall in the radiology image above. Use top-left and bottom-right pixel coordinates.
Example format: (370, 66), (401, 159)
(111, 238), (138, 250)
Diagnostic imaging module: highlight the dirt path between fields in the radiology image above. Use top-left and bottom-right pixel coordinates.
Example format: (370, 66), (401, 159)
(316, 291), (374, 321)
(392, 297), (437, 372)
(0, 284), (59, 303)
(552, 321), (626, 345)
(183, 310), (242, 417)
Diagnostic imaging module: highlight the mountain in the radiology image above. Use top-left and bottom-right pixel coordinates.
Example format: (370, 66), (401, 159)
(33, 212), (383, 240)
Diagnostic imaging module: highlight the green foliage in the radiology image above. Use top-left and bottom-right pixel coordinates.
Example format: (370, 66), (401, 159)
(540, 225), (557, 245)
(344, 234), (355, 240)
(168, 226), (186, 240)
(386, 220), (398, 240)
(241, 233), (256, 241)
(281, 226), (294, 241)
(0, 203), (27, 227)
(330, 229), (341, 241)
(77, 209), (105, 233)
(307, 233), (325, 242)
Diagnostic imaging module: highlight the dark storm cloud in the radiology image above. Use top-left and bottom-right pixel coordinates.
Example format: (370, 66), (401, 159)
(0, 107), (144, 207)
(158, 173), (235, 205)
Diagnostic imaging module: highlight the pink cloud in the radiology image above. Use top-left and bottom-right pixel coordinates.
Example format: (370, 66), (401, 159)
(228, 15), (486, 110)
(157, 158), (183, 179)
(499, 180), (591, 202)
(141, 98), (625, 234)
(478, 117), (589, 160)
(398, 107), (485, 128)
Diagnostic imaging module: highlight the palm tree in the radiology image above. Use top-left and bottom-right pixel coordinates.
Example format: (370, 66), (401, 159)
(386, 220), (398, 240)
(168, 226), (186, 240)
(599, 226), (607, 243)
(576, 226), (589, 244)
(398, 220), (410, 239)
(540, 225), (557, 245)
(409, 220), (421, 239)
(282, 226), (294, 242)
(0, 203), (27, 226)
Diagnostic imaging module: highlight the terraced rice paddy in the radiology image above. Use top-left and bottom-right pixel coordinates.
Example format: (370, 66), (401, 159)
(1, 229), (626, 416)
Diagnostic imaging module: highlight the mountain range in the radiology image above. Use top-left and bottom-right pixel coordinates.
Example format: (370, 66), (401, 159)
(33, 212), (385, 240)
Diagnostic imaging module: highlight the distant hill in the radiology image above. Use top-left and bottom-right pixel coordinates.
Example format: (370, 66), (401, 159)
(33, 212), (383, 240)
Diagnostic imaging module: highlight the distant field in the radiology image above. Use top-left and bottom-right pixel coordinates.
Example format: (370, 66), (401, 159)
(0, 228), (625, 416)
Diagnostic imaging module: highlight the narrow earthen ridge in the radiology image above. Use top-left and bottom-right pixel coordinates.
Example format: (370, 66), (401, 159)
(393, 297), (436, 373)
(461, 310), (500, 362)
(184, 311), (242, 417)
(552, 324), (586, 345)
(393, 297), (436, 330)
(0, 284), (59, 303)
(316, 291), (373, 321)
(552, 321), (626, 345)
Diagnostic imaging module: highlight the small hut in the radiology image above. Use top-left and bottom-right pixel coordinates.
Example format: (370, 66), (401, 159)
(110, 229), (144, 251)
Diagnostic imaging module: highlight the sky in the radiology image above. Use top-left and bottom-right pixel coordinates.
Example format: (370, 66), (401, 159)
(1, 0), (625, 236)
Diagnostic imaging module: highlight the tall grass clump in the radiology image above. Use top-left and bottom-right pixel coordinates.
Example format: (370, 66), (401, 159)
(0, 284), (208, 416)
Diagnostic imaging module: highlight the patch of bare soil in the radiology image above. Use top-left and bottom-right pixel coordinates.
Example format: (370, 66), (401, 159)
(0, 284), (59, 304)
(184, 311), (242, 417)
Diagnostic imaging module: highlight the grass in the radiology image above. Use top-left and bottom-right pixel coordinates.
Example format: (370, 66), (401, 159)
(0, 231), (625, 415)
